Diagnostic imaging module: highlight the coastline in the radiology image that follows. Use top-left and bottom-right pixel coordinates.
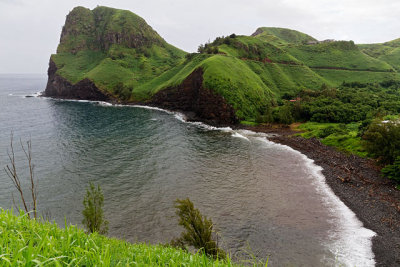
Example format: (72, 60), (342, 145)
(39, 95), (400, 266)
(240, 124), (400, 267)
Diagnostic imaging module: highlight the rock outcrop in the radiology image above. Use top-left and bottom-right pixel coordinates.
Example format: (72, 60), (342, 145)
(44, 58), (110, 101)
(150, 68), (238, 125)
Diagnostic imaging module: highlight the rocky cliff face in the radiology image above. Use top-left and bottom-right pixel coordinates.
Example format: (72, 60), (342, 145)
(45, 58), (110, 101)
(150, 69), (238, 125)
(57, 6), (164, 54)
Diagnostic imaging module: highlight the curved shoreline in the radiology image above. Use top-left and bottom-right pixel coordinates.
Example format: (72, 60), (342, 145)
(240, 125), (400, 267)
(39, 96), (400, 266)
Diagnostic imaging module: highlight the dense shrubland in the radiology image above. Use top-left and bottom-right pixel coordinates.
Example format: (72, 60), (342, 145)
(261, 80), (400, 187)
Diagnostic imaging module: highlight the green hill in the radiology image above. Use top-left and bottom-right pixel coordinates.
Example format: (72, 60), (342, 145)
(48, 6), (186, 99)
(251, 27), (317, 46)
(0, 209), (232, 266)
(45, 6), (400, 123)
(359, 39), (400, 71)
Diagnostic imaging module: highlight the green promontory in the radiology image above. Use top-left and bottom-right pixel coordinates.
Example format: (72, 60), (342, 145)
(45, 6), (400, 124)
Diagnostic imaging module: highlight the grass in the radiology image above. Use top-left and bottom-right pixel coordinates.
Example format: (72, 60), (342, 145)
(51, 5), (400, 123)
(287, 41), (394, 71)
(0, 209), (234, 266)
(298, 122), (367, 157)
(312, 69), (400, 86)
(252, 27), (317, 45)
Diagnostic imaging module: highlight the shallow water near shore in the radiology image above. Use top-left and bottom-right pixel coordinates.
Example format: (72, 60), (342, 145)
(0, 74), (375, 266)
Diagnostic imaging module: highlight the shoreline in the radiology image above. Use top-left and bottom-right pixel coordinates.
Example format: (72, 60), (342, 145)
(39, 96), (400, 265)
(240, 124), (400, 267)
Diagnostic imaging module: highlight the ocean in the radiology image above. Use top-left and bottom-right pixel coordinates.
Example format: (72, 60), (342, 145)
(0, 74), (375, 266)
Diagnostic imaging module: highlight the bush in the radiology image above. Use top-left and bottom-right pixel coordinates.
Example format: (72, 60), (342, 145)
(82, 182), (108, 234)
(362, 120), (400, 164)
(173, 198), (225, 259)
(278, 104), (294, 125)
(381, 156), (400, 184)
(318, 126), (336, 138)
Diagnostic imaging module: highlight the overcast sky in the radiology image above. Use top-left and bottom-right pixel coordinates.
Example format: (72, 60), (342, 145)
(1, 0), (399, 73)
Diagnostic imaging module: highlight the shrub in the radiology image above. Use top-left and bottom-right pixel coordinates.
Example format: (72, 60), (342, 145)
(173, 198), (225, 259)
(278, 104), (294, 125)
(381, 156), (400, 184)
(82, 182), (108, 234)
(362, 120), (400, 164)
(318, 126), (336, 138)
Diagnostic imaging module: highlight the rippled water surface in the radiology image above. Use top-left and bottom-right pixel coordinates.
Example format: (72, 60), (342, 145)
(0, 74), (375, 266)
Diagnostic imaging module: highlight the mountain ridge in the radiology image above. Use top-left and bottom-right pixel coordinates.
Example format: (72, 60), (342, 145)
(44, 5), (400, 124)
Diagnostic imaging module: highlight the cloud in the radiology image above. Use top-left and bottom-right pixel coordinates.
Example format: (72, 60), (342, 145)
(0, 0), (399, 73)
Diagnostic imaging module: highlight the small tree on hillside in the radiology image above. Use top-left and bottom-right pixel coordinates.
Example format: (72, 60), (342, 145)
(173, 198), (226, 259)
(82, 182), (108, 234)
(4, 133), (38, 219)
(278, 103), (294, 125)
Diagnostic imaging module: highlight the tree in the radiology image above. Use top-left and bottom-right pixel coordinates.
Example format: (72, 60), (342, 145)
(362, 120), (400, 164)
(278, 103), (294, 125)
(4, 133), (38, 219)
(82, 182), (108, 234)
(173, 198), (225, 259)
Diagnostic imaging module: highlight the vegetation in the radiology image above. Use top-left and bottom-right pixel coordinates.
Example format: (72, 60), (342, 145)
(51, 6), (400, 123)
(173, 198), (226, 259)
(82, 182), (109, 234)
(381, 157), (400, 187)
(362, 120), (400, 164)
(4, 134), (38, 219)
(0, 209), (233, 266)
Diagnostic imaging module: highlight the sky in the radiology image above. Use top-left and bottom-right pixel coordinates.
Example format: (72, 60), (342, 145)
(0, 0), (399, 73)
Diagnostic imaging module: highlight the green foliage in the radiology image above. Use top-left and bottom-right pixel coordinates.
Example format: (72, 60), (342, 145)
(296, 84), (400, 123)
(278, 103), (294, 124)
(174, 198), (226, 260)
(298, 122), (366, 157)
(201, 55), (273, 120)
(256, 103), (274, 123)
(381, 156), (400, 184)
(362, 120), (400, 164)
(82, 182), (109, 234)
(0, 209), (232, 266)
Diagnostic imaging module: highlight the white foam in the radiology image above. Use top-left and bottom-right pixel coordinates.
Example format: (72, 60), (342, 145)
(96, 101), (113, 107)
(231, 132), (250, 141)
(254, 137), (376, 267)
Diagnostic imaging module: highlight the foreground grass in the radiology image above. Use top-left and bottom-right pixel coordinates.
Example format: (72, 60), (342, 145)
(0, 209), (234, 266)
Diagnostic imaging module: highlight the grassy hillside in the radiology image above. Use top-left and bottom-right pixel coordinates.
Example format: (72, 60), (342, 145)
(49, 6), (400, 123)
(51, 6), (186, 99)
(252, 27), (317, 46)
(287, 41), (394, 71)
(359, 40), (400, 71)
(0, 209), (232, 266)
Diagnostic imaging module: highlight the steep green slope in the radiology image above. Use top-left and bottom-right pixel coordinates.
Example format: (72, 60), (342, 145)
(50, 6), (186, 99)
(0, 209), (232, 266)
(135, 54), (274, 120)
